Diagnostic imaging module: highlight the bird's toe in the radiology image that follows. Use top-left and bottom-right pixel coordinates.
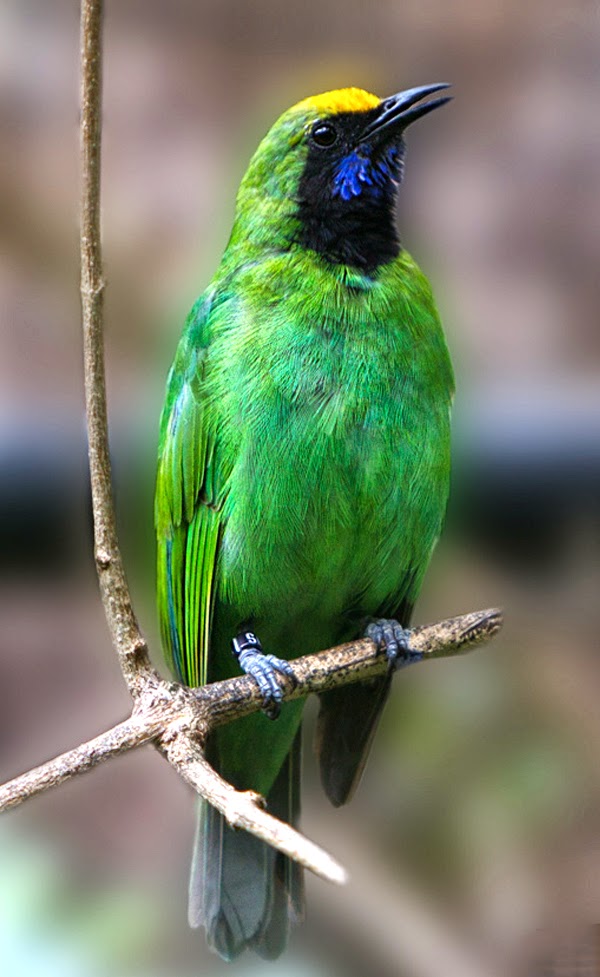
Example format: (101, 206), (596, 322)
(364, 618), (421, 669)
(232, 632), (292, 719)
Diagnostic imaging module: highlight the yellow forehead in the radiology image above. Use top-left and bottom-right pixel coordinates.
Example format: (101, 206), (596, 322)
(294, 87), (380, 118)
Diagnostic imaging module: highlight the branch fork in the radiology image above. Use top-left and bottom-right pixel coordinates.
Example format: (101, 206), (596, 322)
(0, 607), (502, 883)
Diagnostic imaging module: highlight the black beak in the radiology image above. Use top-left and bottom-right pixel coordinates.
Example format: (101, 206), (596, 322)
(361, 83), (452, 143)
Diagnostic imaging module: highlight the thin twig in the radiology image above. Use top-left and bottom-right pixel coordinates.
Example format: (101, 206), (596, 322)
(160, 733), (348, 884)
(80, 0), (152, 695)
(0, 712), (166, 813)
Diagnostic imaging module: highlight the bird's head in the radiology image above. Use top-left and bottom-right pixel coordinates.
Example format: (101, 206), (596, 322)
(233, 84), (451, 271)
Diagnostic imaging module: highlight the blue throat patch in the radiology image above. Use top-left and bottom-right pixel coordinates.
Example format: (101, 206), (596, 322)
(332, 144), (402, 201)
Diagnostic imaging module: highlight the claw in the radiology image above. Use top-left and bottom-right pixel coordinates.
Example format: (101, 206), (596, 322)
(264, 654), (297, 685)
(232, 631), (294, 719)
(365, 618), (421, 670)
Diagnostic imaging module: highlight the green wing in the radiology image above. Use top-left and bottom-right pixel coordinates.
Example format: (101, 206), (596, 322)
(155, 290), (223, 687)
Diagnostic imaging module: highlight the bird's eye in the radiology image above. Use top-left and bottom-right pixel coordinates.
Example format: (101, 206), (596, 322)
(311, 122), (338, 148)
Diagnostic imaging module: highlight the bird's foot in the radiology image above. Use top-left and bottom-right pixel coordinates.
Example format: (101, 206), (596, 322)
(232, 630), (295, 719)
(364, 619), (421, 670)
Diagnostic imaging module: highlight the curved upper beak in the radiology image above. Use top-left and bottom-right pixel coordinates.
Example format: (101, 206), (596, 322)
(361, 83), (452, 143)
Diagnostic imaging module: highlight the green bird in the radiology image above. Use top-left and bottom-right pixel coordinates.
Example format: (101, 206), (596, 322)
(155, 83), (454, 960)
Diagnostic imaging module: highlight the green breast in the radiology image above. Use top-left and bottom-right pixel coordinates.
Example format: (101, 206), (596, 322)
(211, 247), (453, 637)
(205, 248), (453, 795)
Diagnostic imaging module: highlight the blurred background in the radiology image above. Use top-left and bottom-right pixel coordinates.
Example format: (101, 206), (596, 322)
(1, 0), (600, 974)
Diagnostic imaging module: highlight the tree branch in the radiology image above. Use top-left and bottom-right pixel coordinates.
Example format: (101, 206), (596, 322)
(197, 607), (503, 728)
(160, 731), (349, 884)
(0, 712), (166, 813)
(80, 0), (153, 697)
(0, 0), (505, 893)
(0, 606), (502, 883)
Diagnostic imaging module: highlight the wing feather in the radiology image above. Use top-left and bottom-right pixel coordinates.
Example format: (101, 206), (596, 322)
(155, 290), (224, 687)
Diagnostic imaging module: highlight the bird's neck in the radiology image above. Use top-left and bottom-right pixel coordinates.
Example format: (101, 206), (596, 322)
(294, 195), (401, 272)
(227, 191), (299, 255)
(228, 194), (401, 274)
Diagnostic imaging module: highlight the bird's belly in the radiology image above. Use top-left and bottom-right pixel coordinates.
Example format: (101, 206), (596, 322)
(218, 401), (447, 644)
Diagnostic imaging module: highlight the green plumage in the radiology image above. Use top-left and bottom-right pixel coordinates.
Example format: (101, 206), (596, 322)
(155, 85), (454, 960)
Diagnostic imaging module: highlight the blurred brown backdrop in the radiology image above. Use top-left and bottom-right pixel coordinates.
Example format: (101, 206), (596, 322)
(1, 1), (600, 975)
